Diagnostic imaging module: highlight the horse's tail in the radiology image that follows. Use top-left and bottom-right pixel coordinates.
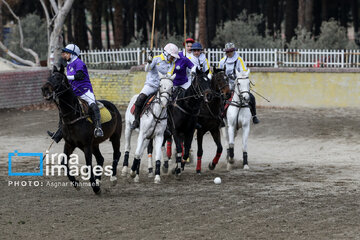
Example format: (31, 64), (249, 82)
(98, 100), (122, 136)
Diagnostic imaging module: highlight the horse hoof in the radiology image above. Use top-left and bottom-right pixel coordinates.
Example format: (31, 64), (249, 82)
(121, 166), (128, 177)
(148, 172), (154, 178)
(228, 158), (235, 164)
(227, 163), (233, 171)
(154, 175), (161, 184)
(208, 162), (216, 170)
(110, 176), (117, 186)
(130, 170), (136, 178)
(243, 164), (250, 170)
(93, 186), (101, 195)
(162, 166), (169, 174)
(134, 175), (140, 183)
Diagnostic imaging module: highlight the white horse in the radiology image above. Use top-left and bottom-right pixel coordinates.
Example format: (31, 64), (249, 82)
(122, 72), (175, 183)
(222, 69), (252, 170)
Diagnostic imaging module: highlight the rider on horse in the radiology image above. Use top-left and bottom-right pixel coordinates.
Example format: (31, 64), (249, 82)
(131, 43), (179, 130)
(182, 37), (195, 57)
(188, 42), (212, 79)
(47, 44), (104, 142)
(218, 42), (259, 124)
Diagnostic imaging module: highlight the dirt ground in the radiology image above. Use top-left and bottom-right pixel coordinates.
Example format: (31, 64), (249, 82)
(0, 106), (359, 239)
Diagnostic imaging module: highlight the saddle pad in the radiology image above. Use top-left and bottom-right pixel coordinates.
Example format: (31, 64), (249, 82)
(130, 95), (155, 116)
(87, 106), (112, 124)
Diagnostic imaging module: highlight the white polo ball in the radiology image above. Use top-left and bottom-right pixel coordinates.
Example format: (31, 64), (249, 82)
(214, 177), (221, 184)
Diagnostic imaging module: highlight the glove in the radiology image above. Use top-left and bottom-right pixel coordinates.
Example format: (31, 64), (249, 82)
(147, 51), (153, 63)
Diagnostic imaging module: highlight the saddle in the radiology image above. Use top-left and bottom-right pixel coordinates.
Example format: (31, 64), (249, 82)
(78, 98), (112, 124)
(130, 93), (156, 116)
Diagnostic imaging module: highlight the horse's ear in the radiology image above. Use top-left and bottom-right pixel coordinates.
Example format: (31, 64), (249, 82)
(205, 69), (209, 75)
(59, 64), (65, 75)
(158, 71), (165, 79)
(170, 73), (176, 81)
(196, 66), (201, 74)
(53, 65), (58, 73)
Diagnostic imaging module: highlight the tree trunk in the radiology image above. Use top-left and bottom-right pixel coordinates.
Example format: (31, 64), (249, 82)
(91, 0), (103, 49)
(321, 0), (327, 21)
(66, 9), (74, 43)
(73, 0), (89, 50)
(304, 0), (314, 32)
(105, 1), (110, 49)
(113, 0), (123, 47)
(0, 1), (3, 44)
(285, 0), (298, 43)
(298, 0), (305, 28)
(352, 0), (359, 45)
(198, 0), (207, 47)
(49, 0), (75, 68)
(275, 0), (284, 34)
(207, 0), (216, 45)
(267, 0), (275, 37)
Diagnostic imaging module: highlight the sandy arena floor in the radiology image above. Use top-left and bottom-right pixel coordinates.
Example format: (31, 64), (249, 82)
(0, 106), (359, 239)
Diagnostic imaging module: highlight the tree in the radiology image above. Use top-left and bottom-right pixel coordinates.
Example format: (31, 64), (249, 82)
(113, 0), (124, 47)
(73, 0), (88, 51)
(285, 0), (297, 43)
(198, 0), (207, 47)
(90, 0), (102, 49)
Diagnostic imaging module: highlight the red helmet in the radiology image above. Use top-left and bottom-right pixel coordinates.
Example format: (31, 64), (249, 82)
(183, 38), (195, 46)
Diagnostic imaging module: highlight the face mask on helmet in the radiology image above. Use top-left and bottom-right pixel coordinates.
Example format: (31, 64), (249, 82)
(163, 50), (171, 61)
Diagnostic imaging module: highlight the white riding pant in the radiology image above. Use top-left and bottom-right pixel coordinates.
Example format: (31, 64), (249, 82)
(140, 84), (158, 96)
(79, 90), (96, 105)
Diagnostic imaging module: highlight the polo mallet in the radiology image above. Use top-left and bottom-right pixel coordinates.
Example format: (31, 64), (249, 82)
(149, 0), (157, 57)
(35, 139), (55, 170)
(184, 0), (187, 57)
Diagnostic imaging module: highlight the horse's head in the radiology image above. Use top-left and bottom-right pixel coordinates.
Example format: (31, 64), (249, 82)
(158, 72), (175, 106)
(212, 66), (231, 97)
(42, 65), (70, 101)
(192, 67), (212, 103)
(234, 69), (251, 103)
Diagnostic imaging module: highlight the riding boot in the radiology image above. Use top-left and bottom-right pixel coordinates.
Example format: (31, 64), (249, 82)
(249, 93), (259, 124)
(89, 103), (104, 137)
(131, 93), (148, 130)
(47, 128), (63, 143)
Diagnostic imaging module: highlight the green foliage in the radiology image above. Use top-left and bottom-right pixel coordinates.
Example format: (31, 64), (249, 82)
(212, 11), (284, 49)
(8, 14), (48, 61)
(288, 19), (358, 49)
(125, 32), (184, 50)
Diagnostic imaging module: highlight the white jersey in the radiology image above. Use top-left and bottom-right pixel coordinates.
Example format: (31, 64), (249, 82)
(188, 53), (211, 74)
(144, 53), (175, 89)
(218, 52), (248, 89)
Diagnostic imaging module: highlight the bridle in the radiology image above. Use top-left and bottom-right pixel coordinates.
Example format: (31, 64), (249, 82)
(229, 77), (250, 108)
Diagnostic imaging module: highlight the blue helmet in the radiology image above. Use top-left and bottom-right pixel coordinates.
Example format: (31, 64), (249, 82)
(191, 42), (203, 50)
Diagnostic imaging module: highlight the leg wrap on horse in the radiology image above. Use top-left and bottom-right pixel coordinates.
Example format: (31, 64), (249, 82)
(90, 103), (104, 137)
(123, 151), (129, 166)
(131, 158), (141, 174)
(155, 160), (161, 175)
(196, 156), (202, 173)
(243, 152), (248, 166)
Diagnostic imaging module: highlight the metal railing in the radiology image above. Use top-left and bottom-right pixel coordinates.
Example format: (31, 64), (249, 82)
(81, 48), (360, 68)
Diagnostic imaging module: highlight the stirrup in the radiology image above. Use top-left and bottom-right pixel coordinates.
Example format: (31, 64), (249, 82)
(94, 128), (104, 138)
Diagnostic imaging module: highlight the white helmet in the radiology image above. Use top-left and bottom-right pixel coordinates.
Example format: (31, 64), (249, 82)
(164, 43), (180, 59)
(62, 44), (81, 56)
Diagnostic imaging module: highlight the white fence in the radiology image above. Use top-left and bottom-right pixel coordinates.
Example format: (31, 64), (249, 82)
(81, 48), (360, 68)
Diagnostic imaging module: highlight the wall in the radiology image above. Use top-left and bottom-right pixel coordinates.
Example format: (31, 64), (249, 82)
(90, 68), (360, 108)
(0, 68), (50, 109)
(1, 67), (359, 109)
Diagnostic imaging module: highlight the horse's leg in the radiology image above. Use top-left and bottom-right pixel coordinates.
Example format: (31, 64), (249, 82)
(62, 143), (79, 189)
(121, 125), (132, 177)
(241, 115), (251, 170)
(130, 132), (149, 182)
(208, 129), (223, 170)
(227, 120), (236, 170)
(221, 122), (230, 160)
(182, 130), (195, 171)
(110, 132), (121, 185)
(83, 146), (101, 194)
(172, 133), (183, 176)
(147, 139), (154, 177)
(92, 145), (104, 186)
(162, 135), (171, 173)
(154, 133), (164, 184)
(196, 129), (204, 174)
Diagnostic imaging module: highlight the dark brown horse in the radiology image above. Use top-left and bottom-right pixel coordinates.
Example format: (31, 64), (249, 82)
(196, 67), (230, 173)
(41, 66), (122, 194)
